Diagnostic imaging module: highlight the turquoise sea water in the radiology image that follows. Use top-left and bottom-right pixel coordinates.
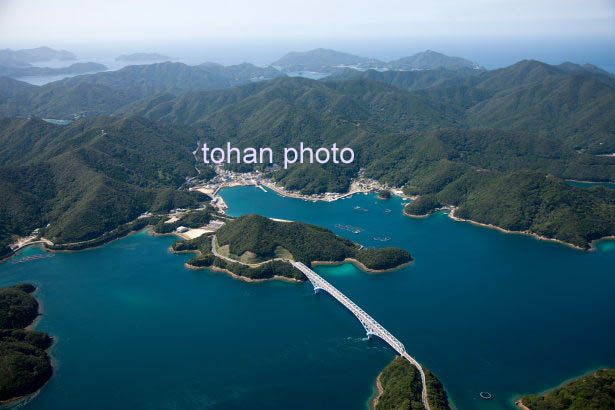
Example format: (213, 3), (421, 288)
(566, 180), (615, 189)
(41, 119), (72, 125)
(1, 186), (614, 410)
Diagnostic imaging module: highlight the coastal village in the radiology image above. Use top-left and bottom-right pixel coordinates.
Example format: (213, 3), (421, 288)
(188, 166), (404, 213)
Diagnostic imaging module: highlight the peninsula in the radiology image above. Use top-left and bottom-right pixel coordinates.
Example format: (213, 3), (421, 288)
(172, 214), (412, 281)
(0, 284), (53, 404)
(372, 356), (451, 410)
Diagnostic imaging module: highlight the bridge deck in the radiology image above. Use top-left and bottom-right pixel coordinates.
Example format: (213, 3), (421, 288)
(292, 261), (430, 410)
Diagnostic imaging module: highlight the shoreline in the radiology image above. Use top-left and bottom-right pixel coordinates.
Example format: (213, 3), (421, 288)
(404, 208), (434, 219)
(184, 262), (303, 283)
(219, 184), (615, 252)
(171, 235), (411, 280)
(46, 226), (155, 253)
(447, 208), (589, 251)
(2, 219), (206, 264)
(169, 240), (304, 283)
(215, 178), (412, 204)
(1, 221), (162, 264)
(370, 372), (384, 410)
(403, 202), (615, 251)
(565, 179), (615, 184)
(513, 366), (611, 410)
(25, 286), (44, 332)
(312, 258), (413, 274)
(260, 181), (366, 202)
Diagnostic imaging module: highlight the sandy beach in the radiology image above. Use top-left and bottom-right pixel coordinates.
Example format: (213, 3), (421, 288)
(515, 400), (532, 410)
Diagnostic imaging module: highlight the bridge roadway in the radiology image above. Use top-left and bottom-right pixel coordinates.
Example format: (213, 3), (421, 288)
(292, 261), (431, 410)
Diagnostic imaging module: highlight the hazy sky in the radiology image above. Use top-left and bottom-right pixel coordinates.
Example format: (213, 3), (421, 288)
(1, 0), (613, 46)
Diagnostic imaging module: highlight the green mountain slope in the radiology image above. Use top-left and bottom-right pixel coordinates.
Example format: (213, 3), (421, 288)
(0, 62), (107, 79)
(467, 73), (615, 153)
(0, 116), (208, 255)
(2, 57), (614, 251)
(0, 62), (283, 119)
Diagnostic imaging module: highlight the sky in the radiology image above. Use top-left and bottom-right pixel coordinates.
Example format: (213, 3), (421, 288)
(0, 0), (613, 68)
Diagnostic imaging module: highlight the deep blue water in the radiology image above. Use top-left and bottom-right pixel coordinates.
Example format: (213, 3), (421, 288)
(1, 186), (614, 410)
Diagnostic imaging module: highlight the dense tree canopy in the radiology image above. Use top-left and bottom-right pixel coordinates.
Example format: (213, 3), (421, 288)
(0, 284), (53, 403)
(521, 369), (615, 410)
(375, 356), (451, 410)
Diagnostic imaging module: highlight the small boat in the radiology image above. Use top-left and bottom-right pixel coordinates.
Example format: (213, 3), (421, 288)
(384, 209), (392, 214)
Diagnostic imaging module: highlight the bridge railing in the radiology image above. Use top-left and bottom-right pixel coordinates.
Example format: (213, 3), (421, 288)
(294, 262), (406, 353)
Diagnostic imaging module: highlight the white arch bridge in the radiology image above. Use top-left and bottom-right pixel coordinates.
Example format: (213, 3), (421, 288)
(292, 261), (431, 410)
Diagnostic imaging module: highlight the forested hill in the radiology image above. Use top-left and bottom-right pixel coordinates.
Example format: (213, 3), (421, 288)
(0, 62), (282, 118)
(519, 369), (615, 410)
(122, 68), (615, 182)
(271, 48), (385, 72)
(388, 49), (483, 71)
(331, 60), (615, 154)
(215, 214), (412, 270)
(0, 62), (108, 79)
(0, 283), (54, 403)
(0, 116), (209, 257)
(270, 48), (483, 73)
(118, 60), (615, 248)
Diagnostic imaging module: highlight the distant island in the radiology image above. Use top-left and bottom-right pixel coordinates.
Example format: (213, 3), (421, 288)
(272, 48), (385, 73)
(0, 62), (107, 78)
(0, 283), (53, 404)
(172, 214), (413, 281)
(271, 48), (483, 73)
(372, 356), (451, 410)
(388, 50), (483, 71)
(0, 46), (76, 67)
(116, 52), (171, 62)
(517, 369), (615, 410)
